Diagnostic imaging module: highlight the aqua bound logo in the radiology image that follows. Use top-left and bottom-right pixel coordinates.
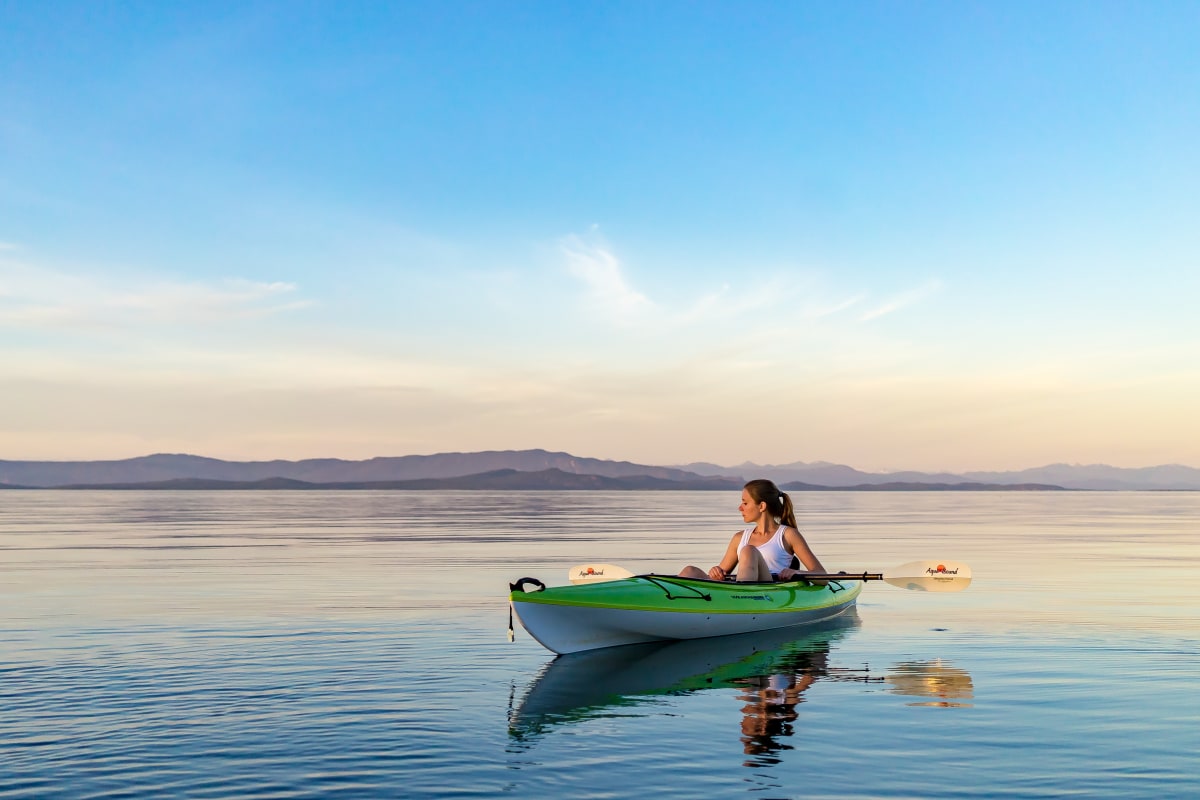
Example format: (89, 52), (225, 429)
(926, 564), (958, 576)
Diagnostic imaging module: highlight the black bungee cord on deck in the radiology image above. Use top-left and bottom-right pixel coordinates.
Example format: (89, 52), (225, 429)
(639, 575), (713, 602)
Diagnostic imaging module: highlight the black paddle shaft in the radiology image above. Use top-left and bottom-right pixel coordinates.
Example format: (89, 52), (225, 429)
(794, 572), (883, 582)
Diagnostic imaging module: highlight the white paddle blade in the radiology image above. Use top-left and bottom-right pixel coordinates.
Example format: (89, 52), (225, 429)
(884, 560), (972, 592)
(568, 563), (635, 584)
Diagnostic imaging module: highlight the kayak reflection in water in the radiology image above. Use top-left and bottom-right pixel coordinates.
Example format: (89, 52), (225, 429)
(733, 642), (830, 766)
(679, 479), (826, 582)
(507, 615), (860, 746)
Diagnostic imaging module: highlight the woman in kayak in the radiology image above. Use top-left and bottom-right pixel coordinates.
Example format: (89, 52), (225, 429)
(679, 479), (826, 582)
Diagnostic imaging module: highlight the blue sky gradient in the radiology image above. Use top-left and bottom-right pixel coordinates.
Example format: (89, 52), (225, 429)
(3, 1), (1198, 470)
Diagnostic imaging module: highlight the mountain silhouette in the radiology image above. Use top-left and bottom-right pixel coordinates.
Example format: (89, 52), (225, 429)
(2, 450), (1195, 490)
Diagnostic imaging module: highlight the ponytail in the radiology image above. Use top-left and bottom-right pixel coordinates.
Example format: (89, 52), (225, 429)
(778, 491), (798, 529)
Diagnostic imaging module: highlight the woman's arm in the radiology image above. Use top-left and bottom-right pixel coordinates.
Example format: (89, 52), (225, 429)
(778, 528), (826, 579)
(707, 532), (744, 580)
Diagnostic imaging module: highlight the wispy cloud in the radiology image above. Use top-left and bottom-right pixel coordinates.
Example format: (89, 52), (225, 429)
(859, 279), (942, 322)
(111, 278), (309, 322)
(803, 293), (864, 320)
(560, 233), (654, 321)
(673, 276), (791, 326)
(0, 258), (310, 330)
(558, 231), (801, 333)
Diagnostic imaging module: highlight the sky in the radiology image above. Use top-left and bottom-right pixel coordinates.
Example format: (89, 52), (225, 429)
(2, 1), (1198, 472)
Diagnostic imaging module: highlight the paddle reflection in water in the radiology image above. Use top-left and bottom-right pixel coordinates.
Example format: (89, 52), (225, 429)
(885, 659), (975, 707)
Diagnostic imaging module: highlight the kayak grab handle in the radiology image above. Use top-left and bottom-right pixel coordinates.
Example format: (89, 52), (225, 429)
(509, 577), (546, 594)
(508, 577), (547, 643)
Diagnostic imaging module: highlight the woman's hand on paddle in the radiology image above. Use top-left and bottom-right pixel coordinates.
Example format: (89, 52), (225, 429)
(708, 565), (728, 581)
(777, 567), (827, 584)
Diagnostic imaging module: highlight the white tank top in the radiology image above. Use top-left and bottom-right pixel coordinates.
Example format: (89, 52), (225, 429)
(738, 525), (795, 574)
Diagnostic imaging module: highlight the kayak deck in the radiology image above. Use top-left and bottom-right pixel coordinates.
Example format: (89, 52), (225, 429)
(510, 574), (861, 655)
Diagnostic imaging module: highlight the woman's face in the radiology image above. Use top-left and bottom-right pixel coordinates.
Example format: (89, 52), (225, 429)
(739, 490), (764, 523)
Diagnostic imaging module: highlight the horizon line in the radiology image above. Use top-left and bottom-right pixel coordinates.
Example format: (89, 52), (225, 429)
(2, 449), (1197, 474)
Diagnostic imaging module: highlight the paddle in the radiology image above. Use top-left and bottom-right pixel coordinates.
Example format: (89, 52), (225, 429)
(877, 560), (971, 591)
(568, 559), (971, 592)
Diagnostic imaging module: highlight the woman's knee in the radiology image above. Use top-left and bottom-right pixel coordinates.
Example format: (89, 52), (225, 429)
(739, 546), (764, 567)
(737, 547), (767, 581)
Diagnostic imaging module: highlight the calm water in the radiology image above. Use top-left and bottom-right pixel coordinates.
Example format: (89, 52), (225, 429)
(1, 490), (1197, 798)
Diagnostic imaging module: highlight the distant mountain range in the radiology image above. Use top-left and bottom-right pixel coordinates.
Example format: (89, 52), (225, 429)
(675, 459), (1200, 491)
(30, 468), (739, 492)
(1, 449), (1197, 490)
(0, 451), (716, 489)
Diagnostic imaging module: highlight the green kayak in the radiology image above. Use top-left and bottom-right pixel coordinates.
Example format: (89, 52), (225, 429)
(509, 573), (862, 655)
